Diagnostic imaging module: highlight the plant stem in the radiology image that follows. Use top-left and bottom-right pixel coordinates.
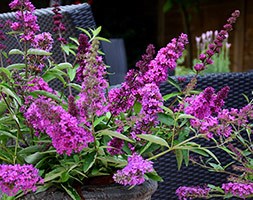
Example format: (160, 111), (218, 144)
(148, 134), (201, 161)
(0, 51), (3, 67)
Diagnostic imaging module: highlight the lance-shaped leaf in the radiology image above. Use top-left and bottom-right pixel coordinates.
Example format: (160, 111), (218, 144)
(27, 48), (52, 56)
(9, 49), (24, 55)
(137, 134), (169, 147)
(98, 130), (134, 143)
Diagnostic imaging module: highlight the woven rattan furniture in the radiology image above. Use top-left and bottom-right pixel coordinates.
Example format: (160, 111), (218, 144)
(152, 71), (253, 200)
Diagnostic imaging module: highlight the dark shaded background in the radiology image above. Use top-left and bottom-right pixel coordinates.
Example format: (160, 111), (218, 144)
(0, 0), (159, 70)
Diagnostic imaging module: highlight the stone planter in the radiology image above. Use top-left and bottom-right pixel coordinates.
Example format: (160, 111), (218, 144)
(19, 179), (158, 200)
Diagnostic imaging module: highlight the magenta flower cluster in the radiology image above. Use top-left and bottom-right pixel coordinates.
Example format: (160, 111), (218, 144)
(194, 10), (240, 72)
(9, 0), (39, 42)
(183, 86), (253, 139)
(113, 153), (154, 185)
(25, 98), (94, 155)
(108, 33), (188, 116)
(76, 34), (108, 120)
(0, 164), (43, 196)
(222, 182), (253, 198)
(176, 186), (210, 200)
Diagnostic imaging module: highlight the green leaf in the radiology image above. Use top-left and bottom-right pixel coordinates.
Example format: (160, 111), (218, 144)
(77, 27), (91, 38)
(96, 36), (111, 43)
(190, 148), (209, 157)
(69, 37), (79, 45)
(29, 90), (64, 105)
(167, 77), (181, 91)
(175, 149), (183, 170)
(209, 162), (224, 171)
(67, 65), (78, 81)
(0, 67), (11, 78)
(94, 116), (106, 127)
(9, 49), (24, 55)
(61, 184), (82, 200)
(18, 145), (39, 155)
(44, 168), (65, 182)
(163, 92), (181, 101)
(6, 63), (26, 70)
(0, 101), (7, 116)
(146, 171), (163, 182)
(97, 156), (127, 165)
(2, 51), (8, 59)
(133, 101), (142, 114)
(0, 129), (17, 140)
(178, 114), (195, 120)
(42, 70), (67, 85)
(182, 149), (189, 166)
(27, 48), (52, 56)
(82, 152), (97, 173)
(25, 152), (44, 164)
(55, 62), (73, 70)
(67, 83), (82, 92)
(92, 26), (102, 38)
(207, 184), (224, 193)
(0, 84), (22, 105)
(158, 113), (174, 126)
(201, 148), (220, 164)
(98, 130), (134, 143)
(61, 44), (70, 55)
(60, 171), (70, 182)
(137, 134), (169, 147)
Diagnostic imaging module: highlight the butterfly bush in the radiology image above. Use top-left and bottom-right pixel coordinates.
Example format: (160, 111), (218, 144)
(0, 164), (43, 196)
(0, 0), (249, 199)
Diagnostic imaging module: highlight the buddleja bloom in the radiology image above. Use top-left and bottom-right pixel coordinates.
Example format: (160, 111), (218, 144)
(194, 10), (240, 72)
(0, 164), (43, 196)
(183, 86), (230, 138)
(25, 99), (94, 155)
(76, 34), (91, 82)
(108, 69), (139, 115)
(9, 0), (40, 42)
(130, 83), (163, 139)
(136, 44), (156, 74)
(76, 38), (108, 120)
(32, 32), (53, 51)
(184, 86), (229, 119)
(113, 153), (154, 186)
(52, 0), (67, 44)
(143, 33), (188, 85)
(176, 186), (210, 200)
(20, 77), (56, 113)
(222, 182), (253, 198)
(26, 77), (55, 93)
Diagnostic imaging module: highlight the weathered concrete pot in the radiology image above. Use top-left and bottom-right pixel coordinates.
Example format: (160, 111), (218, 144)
(19, 179), (158, 200)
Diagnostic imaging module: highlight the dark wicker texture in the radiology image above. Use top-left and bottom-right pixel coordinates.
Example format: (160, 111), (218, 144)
(0, 3), (96, 91)
(152, 71), (253, 200)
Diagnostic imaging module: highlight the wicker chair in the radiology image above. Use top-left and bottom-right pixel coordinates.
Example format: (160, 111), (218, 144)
(152, 71), (253, 200)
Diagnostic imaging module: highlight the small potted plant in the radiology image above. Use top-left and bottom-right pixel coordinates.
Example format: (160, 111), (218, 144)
(0, 0), (243, 199)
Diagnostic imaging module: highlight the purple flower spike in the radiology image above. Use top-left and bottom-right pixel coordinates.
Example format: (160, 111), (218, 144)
(193, 10), (240, 72)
